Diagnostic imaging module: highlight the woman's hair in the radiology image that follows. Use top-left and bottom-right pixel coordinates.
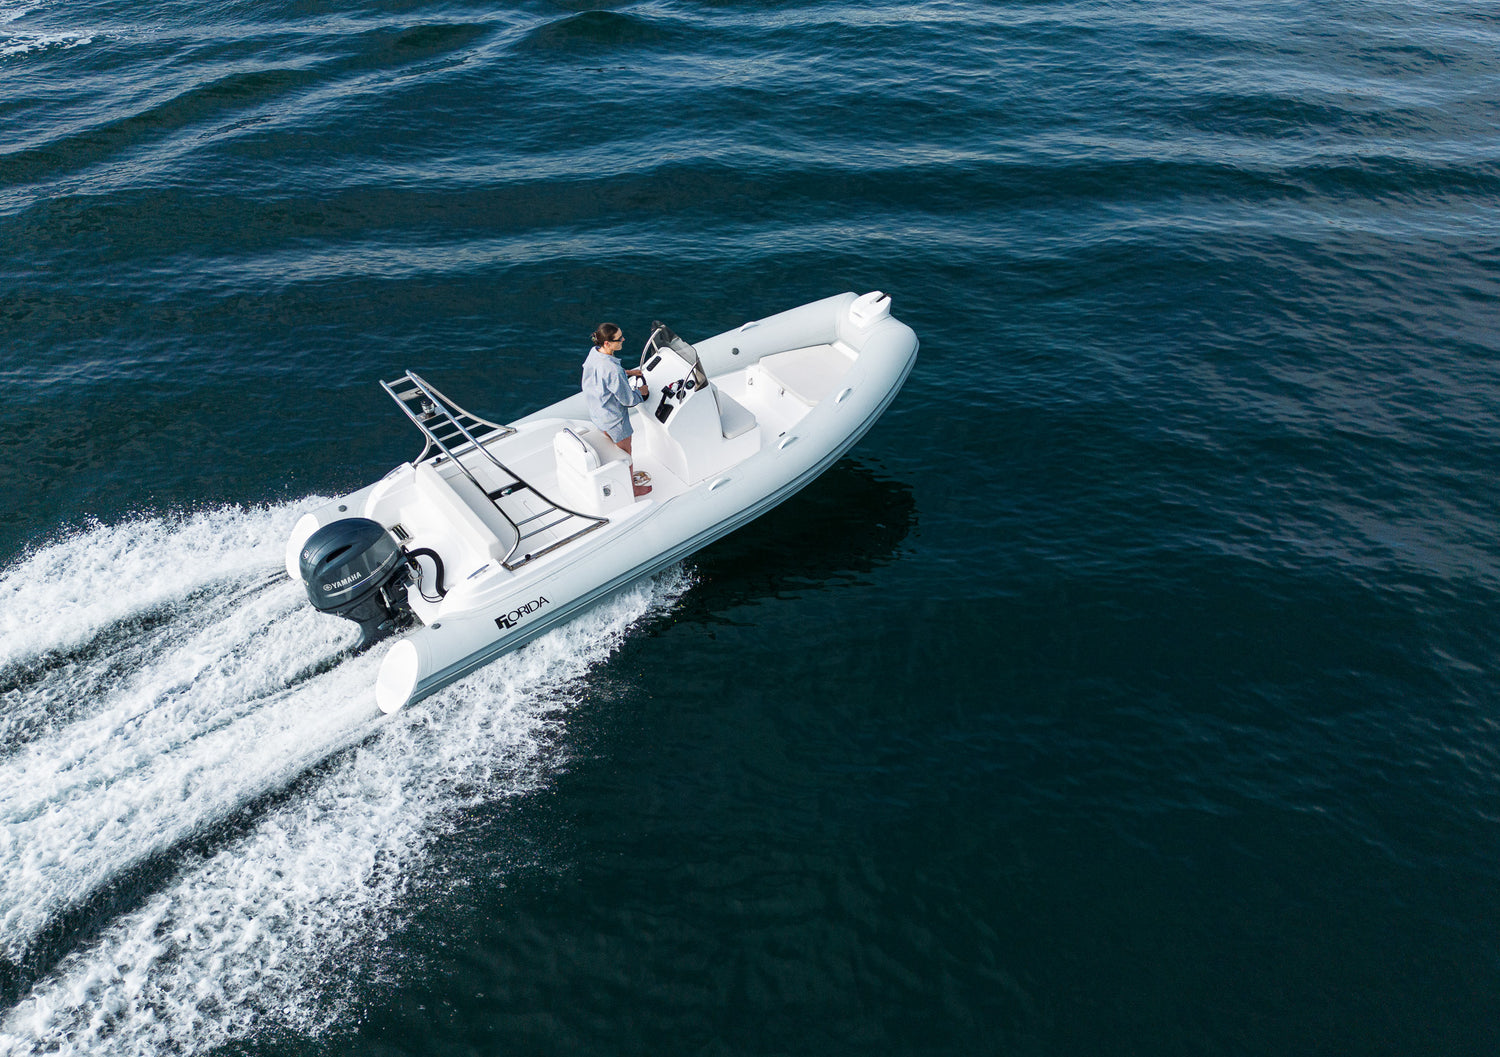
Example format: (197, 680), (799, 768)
(591, 322), (622, 348)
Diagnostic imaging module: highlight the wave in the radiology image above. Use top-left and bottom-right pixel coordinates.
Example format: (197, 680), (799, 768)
(0, 502), (690, 1055)
(516, 9), (689, 53)
(0, 0), (90, 60)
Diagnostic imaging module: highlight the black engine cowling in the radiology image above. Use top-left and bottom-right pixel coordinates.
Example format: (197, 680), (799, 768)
(298, 517), (411, 646)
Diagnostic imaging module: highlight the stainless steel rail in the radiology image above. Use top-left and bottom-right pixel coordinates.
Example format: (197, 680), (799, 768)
(381, 371), (606, 570)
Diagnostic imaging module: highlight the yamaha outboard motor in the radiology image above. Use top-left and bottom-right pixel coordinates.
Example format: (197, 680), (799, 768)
(298, 518), (413, 647)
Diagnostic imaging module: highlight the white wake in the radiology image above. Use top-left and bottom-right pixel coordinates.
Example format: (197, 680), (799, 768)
(0, 3), (92, 59)
(0, 501), (688, 1055)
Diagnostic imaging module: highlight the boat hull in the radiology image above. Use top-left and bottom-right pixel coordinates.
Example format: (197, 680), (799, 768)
(286, 291), (918, 712)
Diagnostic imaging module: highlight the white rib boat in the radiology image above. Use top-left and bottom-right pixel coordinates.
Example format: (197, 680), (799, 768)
(285, 290), (919, 712)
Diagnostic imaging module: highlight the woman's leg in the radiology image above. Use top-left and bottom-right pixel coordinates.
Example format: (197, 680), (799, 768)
(603, 432), (650, 496)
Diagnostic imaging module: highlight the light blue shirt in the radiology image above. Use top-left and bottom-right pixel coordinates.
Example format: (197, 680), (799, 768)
(581, 347), (643, 440)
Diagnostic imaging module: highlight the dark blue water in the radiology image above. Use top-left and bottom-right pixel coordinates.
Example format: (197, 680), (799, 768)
(3, 1), (1499, 1054)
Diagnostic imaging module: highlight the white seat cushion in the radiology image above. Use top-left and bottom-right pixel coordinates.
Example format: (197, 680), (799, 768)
(713, 388), (757, 440)
(579, 428), (628, 465)
(758, 344), (854, 406)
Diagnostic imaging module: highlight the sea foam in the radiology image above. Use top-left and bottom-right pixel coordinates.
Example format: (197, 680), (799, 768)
(0, 3), (91, 58)
(0, 503), (689, 1055)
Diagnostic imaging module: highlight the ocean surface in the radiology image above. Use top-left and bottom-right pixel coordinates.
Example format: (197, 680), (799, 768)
(2, 1), (1498, 1054)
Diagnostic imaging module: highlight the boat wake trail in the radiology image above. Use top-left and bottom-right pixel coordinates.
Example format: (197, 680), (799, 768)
(0, 502), (690, 1056)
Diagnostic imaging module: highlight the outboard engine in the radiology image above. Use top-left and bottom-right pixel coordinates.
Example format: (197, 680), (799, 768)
(298, 518), (413, 647)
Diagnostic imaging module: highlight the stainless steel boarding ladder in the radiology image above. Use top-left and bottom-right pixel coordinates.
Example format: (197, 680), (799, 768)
(381, 371), (607, 569)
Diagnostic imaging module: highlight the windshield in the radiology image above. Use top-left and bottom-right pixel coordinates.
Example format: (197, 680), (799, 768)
(641, 322), (708, 389)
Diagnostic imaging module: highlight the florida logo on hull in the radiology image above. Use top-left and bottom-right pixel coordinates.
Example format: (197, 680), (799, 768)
(495, 596), (550, 631)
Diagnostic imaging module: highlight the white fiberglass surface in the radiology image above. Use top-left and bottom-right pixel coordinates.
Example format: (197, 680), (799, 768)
(0, 503), (690, 1056)
(715, 365), (811, 441)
